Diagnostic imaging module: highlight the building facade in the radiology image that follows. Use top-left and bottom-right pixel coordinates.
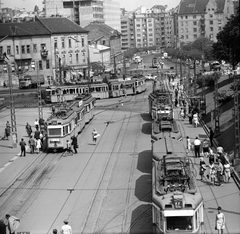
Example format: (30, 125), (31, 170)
(177, 0), (235, 44)
(44, 0), (121, 31)
(0, 17), (90, 86)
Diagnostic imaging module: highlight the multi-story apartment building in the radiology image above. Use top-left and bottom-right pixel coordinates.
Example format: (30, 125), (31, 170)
(43, 0), (121, 31)
(120, 10), (135, 50)
(0, 17), (89, 86)
(177, 0), (235, 44)
(121, 5), (175, 50)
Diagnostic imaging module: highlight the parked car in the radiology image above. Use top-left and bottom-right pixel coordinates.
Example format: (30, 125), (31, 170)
(145, 74), (157, 80)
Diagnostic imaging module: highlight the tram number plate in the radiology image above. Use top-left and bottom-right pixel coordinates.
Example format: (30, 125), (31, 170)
(17, 232), (30, 234)
(174, 200), (183, 209)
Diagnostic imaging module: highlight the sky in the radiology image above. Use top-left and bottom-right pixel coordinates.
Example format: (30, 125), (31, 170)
(1, 0), (179, 12)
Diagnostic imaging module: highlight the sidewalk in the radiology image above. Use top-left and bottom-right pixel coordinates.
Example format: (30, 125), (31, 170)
(174, 106), (240, 234)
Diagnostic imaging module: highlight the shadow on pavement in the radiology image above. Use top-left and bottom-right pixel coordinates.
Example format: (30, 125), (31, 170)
(137, 150), (152, 174)
(141, 123), (152, 135)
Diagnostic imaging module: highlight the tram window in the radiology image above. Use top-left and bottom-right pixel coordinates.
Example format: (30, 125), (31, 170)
(48, 128), (61, 136)
(70, 89), (75, 94)
(96, 87), (100, 92)
(69, 123), (72, 131)
(77, 112), (80, 120)
(166, 216), (192, 231)
(63, 125), (68, 135)
(75, 117), (77, 124)
(63, 89), (66, 95)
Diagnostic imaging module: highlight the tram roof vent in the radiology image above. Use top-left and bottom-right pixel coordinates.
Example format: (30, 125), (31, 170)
(185, 204), (192, 208)
(165, 204), (172, 209)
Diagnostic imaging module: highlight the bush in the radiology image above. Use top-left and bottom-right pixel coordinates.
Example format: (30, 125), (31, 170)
(196, 72), (221, 90)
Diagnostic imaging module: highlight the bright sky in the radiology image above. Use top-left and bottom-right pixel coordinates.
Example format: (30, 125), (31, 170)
(1, 0), (179, 12)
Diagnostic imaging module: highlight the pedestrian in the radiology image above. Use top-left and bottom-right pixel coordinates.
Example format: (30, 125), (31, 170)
(192, 112), (199, 128)
(92, 129), (99, 145)
(34, 128), (41, 140)
(174, 88), (178, 99)
(179, 108), (184, 120)
(208, 161), (216, 186)
(208, 148), (215, 164)
(29, 136), (35, 154)
(202, 139), (210, 157)
(217, 144), (224, 154)
(217, 152), (226, 165)
(0, 219), (6, 234)
(36, 138), (42, 154)
(174, 98), (178, 107)
(215, 207), (226, 234)
(199, 157), (207, 181)
(209, 127), (214, 147)
(4, 126), (10, 140)
(34, 119), (39, 129)
(193, 137), (201, 158)
(215, 159), (224, 186)
(223, 161), (231, 183)
(61, 220), (72, 234)
(5, 214), (20, 234)
(188, 112), (193, 124)
(186, 136), (191, 155)
(71, 135), (78, 154)
(183, 105), (187, 119)
(26, 122), (32, 137)
(19, 138), (26, 157)
(53, 229), (58, 234)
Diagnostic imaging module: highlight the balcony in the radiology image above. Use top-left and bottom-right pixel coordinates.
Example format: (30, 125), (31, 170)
(40, 49), (48, 59)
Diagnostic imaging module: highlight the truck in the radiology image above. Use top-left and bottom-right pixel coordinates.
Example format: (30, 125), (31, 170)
(19, 75), (45, 89)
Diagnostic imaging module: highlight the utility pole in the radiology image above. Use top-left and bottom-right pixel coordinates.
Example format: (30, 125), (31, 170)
(123, 51), (126, 77)
(201, 60), (206, 115)
(37, 61), (43, 120)
(233, 73), (240, 163)
(193, 59), (197, 96)
(213, 77), (220, 134)
(7, 64), (18, 148)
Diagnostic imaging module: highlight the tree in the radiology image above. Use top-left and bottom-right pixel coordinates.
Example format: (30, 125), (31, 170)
(213, 8), (240, 69)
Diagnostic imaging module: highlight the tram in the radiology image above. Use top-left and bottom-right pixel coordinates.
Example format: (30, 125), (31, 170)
(46, 94), (95, 152)
(43, 83), (109, 103)
(108, 77), (146, 98)
(152, 136), (204, 234)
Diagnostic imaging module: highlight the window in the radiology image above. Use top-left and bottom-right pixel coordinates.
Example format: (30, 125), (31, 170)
(21, 45), (25, 54)
(210, 20), (213, 25)
(16, 45), (19, 54)
(0, 46), (2, 55)
(27, 45), (30, 53)
(7, 46), (11, 55)
(181, 22), (183, 26)
(61, 38), (65, 48)
(186, 28), (188, 33)
(39, 60), (43, 70)
(54, 39), (58, 49)
(31, 61), (35, 70)
(193, 15), (196, 19)
(69, 54), (72, 64)
(41, 43), (46, 50)
(194, 34), (197, 39)
(218, 26), (222, 31)
(74, 36), (78, 48)
(210, 27), (213, 31)
(68, 38), (72, 48)
(136, 24), (140, 27)
(137, 29), (140, 32)
(76, 53), (79, 62)
(193, 28), (197, 32)
(48, 128), (61, 136)
(46, 60), (50, 69)
(185, 21), (188, 26)
(193, 21), (197, 26)
(186, 35), (189, 39)
(218, 20), (222, 24)
(185, 16), (188, 19)
(33, 44), (37, 53)
(81, 37), (84, 47)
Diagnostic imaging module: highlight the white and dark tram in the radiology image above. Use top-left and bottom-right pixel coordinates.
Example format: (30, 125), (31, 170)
(152, 136), (204, 234)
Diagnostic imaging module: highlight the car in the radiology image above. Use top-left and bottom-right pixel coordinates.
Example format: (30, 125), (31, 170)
(145, 74), (157, 80)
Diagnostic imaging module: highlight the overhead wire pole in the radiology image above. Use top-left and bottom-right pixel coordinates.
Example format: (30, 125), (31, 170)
(233, 72), (240, 163)
(213, 76), (220, 134)
(7, 63), (18, 148)
(37, 61), (43, 120)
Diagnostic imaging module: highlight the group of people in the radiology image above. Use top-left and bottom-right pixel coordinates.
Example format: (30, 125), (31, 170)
(52, 220), (72, 234)
(66, 135), (78, 154)
(0, 214), (20, 234)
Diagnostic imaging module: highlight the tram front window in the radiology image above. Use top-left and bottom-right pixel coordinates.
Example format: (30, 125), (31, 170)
(48, 128), (61, 136)
(166, 216), (192, 231)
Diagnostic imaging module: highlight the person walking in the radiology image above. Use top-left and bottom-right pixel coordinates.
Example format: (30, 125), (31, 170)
(71, 135), (78, 154)
(0, 219), (6, 234)
(66, 140), (73, 155)
(209, 127), (214, 147)
(36, 138), (42, 154)
(199, 157), (207, 181)
(193, 137), (201, 158)
(92, 129), (99, 145)
(202, 139), (210, 157)
(29, 136), (36, 154)
(215, 207), (226, 234)
(26, 122), (32, 137)
(53, 229), (58, 234)
(223, 161), (231, 183)
(186, 136), (191, 155)
(208, 161), (216, 186)
(19, 138), (26, 157)
(193, 112), (199, 128)
(215, 159), (224, 186)
(61, 220), (72, 234)
(5, 214), (20, 234)
(34, 119), (39, 129)
(179, 108), (184, 121)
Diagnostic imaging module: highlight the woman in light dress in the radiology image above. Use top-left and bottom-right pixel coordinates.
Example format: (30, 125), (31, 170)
(36, 138), (42, 154)
(215, 206), (226, 234)
(192, 112), (199, 128)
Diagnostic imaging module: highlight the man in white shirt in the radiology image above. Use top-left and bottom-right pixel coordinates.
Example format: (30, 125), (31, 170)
(61, 220), (72, 234)
(194, 137), (201, 157)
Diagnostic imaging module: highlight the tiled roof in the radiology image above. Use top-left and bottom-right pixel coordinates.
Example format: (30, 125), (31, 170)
(84, 22), (121, 41)
(178, 0), (226, 14)
(37, 17), (88, 34)
(0, 21), (51, 37)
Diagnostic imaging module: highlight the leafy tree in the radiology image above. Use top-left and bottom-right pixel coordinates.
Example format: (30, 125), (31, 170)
(213, 8), (240, 69)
